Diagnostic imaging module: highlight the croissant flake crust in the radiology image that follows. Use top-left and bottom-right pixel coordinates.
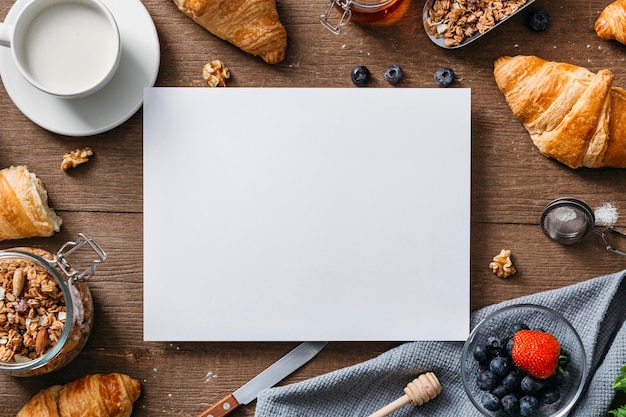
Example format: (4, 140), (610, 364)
(16, 373), (141, 417)
(173, 0), (287, 64)
(0, 166), (62, 241)
(595, 0), (626, 45)
(493, 55), (626, 169)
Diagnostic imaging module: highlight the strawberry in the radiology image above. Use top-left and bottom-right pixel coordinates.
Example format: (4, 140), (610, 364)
(511, 329), (562, 379)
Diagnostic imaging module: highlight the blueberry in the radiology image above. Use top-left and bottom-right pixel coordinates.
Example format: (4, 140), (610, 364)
(434, 67), (455, 87)
(481, 392), (502, 412)
(485, 336), (503, 356)
(351, 65), (371, 86)
(491, 384), (507, 399)
(506, 337), (514, 355)
(384, 64), (403, 84)
(511, 322), (530, 333)
(541, 388), (560, 404)
(519, 395), (539, 416)
(501, 394), (520, 415)
(502, 371), (522, 393)
(474, 344), (490, 364)
(547, 372), (565, 388)
(521, 375), (547, 394)
(526, 8), (551, 32)
(477, 370), (499, 391)
(490, 356), (511, 378)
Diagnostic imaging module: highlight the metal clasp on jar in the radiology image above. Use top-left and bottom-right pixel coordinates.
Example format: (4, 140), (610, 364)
(320, 0), (353, 34)
(53, 234), (107, 282)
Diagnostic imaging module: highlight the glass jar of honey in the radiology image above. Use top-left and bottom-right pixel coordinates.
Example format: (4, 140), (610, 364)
(320, 0), (408, 34)
(0, 234), (106, 376)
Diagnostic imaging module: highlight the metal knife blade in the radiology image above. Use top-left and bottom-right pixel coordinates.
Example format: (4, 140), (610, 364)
(197, 341), (327, 417)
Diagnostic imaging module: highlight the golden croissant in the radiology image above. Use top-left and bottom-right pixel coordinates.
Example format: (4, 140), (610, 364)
(595, 0), (626, 45)
(173, 0), (287, 64)
(16, 373), (141, 417)
(0, 166), (62, 241)
(493, 55), (626, 169)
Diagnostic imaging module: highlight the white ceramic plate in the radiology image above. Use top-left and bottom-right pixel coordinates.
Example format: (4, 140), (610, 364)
(0, 0), (160, 136)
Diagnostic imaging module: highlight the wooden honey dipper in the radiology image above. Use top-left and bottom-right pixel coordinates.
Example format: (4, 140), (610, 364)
(366, 372), (441, 417)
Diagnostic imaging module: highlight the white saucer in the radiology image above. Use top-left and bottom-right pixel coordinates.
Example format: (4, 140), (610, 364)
(0, 0), (160, 136)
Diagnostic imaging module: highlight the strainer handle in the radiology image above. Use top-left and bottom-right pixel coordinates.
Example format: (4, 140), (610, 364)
(593, 227), (626, 256)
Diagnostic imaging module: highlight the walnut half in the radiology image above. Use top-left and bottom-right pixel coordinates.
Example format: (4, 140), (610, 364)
(61, 147), (93, 171)
(202, 60), (230, 87)
(489, 249), (517, 278)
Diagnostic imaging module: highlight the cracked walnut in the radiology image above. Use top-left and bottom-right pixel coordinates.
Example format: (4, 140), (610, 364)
(489, 249), (517, 278)
(203, 60), (231, 87)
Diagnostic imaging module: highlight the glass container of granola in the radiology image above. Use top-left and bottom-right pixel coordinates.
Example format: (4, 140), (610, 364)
(422, 0), (536, 49)
(0, 234), (106, 376)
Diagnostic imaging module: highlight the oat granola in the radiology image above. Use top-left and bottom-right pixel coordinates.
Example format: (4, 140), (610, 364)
(0, 255), (66, 363)
(425, 0), (528, 47)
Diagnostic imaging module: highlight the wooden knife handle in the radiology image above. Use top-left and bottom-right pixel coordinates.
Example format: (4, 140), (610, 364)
(197, 393), (240, 417)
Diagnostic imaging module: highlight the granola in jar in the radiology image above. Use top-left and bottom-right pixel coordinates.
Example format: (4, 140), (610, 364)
(0, 243), (101, 376)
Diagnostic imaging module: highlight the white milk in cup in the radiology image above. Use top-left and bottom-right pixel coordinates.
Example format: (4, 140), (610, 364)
(0, 0), (121, 99)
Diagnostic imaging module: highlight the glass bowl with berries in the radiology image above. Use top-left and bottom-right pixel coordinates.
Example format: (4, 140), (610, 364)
(461, 304), (587, 417)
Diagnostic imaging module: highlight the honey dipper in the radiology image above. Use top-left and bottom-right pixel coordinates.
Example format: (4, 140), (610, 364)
(366, 372), (441, 417)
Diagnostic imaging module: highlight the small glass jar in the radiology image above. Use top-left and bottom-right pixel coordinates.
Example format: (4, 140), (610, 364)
(320, 0), (408, 34)
(0, 234), (106, 376)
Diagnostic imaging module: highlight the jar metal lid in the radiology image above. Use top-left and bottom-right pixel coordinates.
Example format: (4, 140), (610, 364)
(320, 0), (398, 34)
(54, 233), (107, 282)
(320, 0), (353, 34)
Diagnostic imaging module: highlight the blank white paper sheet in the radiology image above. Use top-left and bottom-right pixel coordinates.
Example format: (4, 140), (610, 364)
(143, 87), (471, 342)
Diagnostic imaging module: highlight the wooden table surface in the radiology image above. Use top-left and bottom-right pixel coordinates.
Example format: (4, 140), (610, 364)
(1, 0), (625, 415)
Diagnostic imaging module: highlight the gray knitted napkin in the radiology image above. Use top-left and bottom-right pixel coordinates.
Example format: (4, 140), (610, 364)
(255, 270), (626, 417)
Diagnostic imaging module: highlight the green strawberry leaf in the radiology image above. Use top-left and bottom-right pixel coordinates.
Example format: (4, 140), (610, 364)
(556, 349), (569, 374)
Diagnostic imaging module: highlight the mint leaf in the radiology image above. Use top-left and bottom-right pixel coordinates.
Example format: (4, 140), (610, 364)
(609, 366), (626, 416)
(609, 405), (626, 417)
(613, 365), (626, 392)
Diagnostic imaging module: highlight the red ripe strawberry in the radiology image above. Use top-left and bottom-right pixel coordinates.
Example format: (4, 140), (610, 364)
(511, 329), (561, 379)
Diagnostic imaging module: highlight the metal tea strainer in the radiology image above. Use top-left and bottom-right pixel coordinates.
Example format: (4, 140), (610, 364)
(540, 197), (626, 256)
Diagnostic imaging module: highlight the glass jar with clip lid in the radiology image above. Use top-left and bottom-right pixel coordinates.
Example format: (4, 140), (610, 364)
(320, 0), (409, 34)
(0, 234), (106, 376)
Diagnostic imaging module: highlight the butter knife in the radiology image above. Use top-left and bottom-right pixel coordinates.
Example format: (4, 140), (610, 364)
(197, 341), (327, 417)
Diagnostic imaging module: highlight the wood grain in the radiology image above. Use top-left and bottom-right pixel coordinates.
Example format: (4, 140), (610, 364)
(1, 0), (625, 415)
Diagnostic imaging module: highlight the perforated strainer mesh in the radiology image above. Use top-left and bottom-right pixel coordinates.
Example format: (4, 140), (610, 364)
(540, 198), (595, 245)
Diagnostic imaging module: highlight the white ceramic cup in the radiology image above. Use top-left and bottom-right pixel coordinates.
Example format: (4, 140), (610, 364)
(0, 0), (121, 99)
